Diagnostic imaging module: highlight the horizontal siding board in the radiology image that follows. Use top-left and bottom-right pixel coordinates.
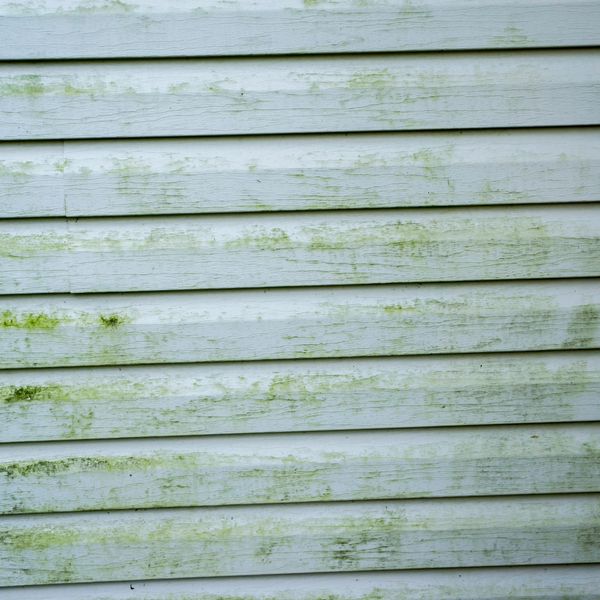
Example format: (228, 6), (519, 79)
(1, 495), (598, 585)
(2, 424), (598, 514)
(3, 129), (600, 218)
(68, 205), (600, 292)
(3, 566), (600, 599)
(2, 351), (599, 443)
(0, 218), (69, 294)
(2, 0), (600, 59)
(0, 142), (64, 218)
(2, 50), (599, 140)
(4, 205), (600, 294)
(1, 280), (598, 369)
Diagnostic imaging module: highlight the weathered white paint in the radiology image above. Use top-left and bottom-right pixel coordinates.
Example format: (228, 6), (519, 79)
(2, 0), (600, 59)
(2, 50), (599, 140)
(2, 351), (598, 443)
(2, 424), (598, 514)
(2, 129), (599, 218)
(0, 142), (64, 218)
(2, 205), (599, 294)
(0, 218), (68, 294)
(67, 205), (600, 292)
(3, 566), (600, 600)
(1, 0), (598, 593)
(1, 495), (598, 585)
(1, 280), (598, 369)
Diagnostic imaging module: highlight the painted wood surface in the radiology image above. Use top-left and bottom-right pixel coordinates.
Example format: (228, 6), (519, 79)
(2, 351), (598, 443)
(3, 424), (598, 514)
(66, 205), (600, 292)
(3, 205), (599, 294)
(2, 50), (600, 141)
(3, 0), (600, 60)
(2, 129), (600, 218)
(3, 566), (600, 600)
(1, 495), (598, 585)
(0, 142), (64, 218)
(0, 218), (68, 294)
(1, 280), (598, 369)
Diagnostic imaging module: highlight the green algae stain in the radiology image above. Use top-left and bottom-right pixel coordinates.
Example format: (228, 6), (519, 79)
(0, 74), (45, 97)
(98, 313), (129, 328)
(225, 227), (293, 251)
(0, 455), (156, 480)
(493, 24), (531, 46)
(347, 69), (396, 91)
(53, 158), (72, 173)
(0, 526), (81, 553)
(60, 0), (138, 14)
(2, 385), (43, 403)
(1, 310), (60, 330)
(1, 384), (64, 404)
(0, 160), (36, 182)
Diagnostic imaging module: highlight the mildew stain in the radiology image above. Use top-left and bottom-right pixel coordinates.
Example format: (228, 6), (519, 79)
(98, 313), (129, 328)
(0, 454), (156, 480)
(1, 310), (60, 329)
(0, 74), (45, 97)
(0, 160), (36, 182)
(563, 304), (600, 348)
(347, 69), (396, 92)
(1, 385), (64, 404)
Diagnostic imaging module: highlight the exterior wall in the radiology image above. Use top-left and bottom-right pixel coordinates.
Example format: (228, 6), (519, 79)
(1, 0), (599, 596)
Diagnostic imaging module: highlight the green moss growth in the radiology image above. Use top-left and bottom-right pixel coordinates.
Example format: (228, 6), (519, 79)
(3, 386), (42, 403)
(99, 313), (129, 328)
(0, 455), (156, 480)
(1, 310), (60, 330)
(1, 383), (66, 406)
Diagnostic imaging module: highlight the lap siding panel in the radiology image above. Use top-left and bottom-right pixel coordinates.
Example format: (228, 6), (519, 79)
(2, 128), (599, 218)
(1, 2), (599, 596)
(2, 0), (600, 59)
(1, 50), (600, 140)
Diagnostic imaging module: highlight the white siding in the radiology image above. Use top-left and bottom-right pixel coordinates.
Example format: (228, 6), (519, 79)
(2, 129), (600, 218)
(1, 280), (599, 368)
(2, 351), (598, 442)
(1, 0), (599, 59)
(3, 567), (600, 600)
(1, 495), (599, 585)
(2, 424), (599, 514)
(1, 50), (599, 140)
(1, 1), (599, 596)
(2, 205), (600, 294)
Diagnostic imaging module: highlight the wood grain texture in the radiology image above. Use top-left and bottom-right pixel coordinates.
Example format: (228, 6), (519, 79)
(2, 50), (599, 140)
(2, 0), (599, 60)
(2, 351), (598, 443)
(1, 280), (599, 369)
(2, 424), (598, 514)
(3, 129), (600, 218)
(3, 566), (600, 600)
(1, 495), (599, 585)
(4, 205), (599, 294)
